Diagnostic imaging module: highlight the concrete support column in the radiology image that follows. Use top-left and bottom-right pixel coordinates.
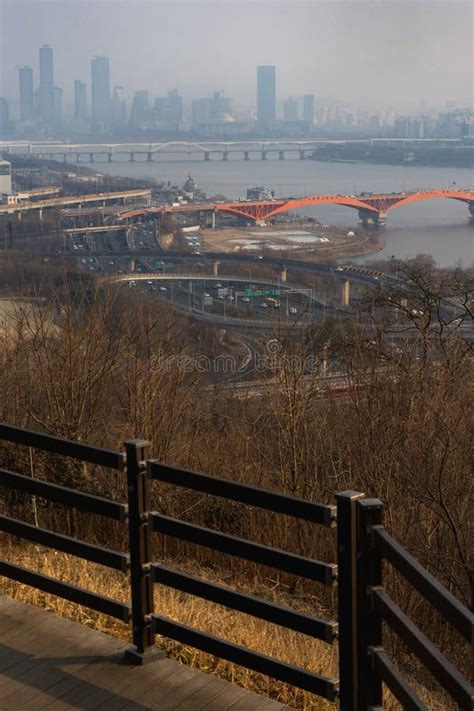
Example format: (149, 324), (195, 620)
(280, 267), (288, 283)
(213, 260), (220, 277)
(222, 151), (228, 161)
(469, 202), (474, 216)
(261, 151), (267, 160)
(130, 259), (135, 273)
(63, 154), (67, 162)
(130, 152), (135, 162)
(76, 154), (80, 162)
(340, 279), (350, 307)
(211, 211), (216, 229)
(147, 152), (152, 162)
(358, 209), (376, 226)
(279, 151), (285, 160)
(89, 153), (94, 163)
(204, 152), (210, 161)
(244, 151), (249, 161)
(108, 153), (113, 163)
(38, 208), (43, 222)
(299, 150), (305, 160)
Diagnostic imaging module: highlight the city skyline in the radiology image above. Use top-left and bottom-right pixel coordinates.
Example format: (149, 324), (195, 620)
(0, 0), (472, 112)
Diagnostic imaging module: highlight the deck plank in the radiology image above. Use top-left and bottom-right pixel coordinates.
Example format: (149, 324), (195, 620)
(0, 595), (290, 710)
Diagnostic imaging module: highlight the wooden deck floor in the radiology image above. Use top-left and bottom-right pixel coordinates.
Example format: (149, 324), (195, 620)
(0, 595), (291, 710)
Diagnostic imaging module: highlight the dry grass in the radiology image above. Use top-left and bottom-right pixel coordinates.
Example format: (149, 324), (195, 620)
(0, 542), (458, 710)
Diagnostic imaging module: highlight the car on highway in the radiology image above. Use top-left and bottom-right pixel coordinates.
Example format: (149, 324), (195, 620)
(159, 286), (167, 292)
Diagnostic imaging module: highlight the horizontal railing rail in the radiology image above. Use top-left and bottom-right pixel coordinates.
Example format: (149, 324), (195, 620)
(151, 563), (338, 643)
(372, 525), (473, 643)
(0, 423), (126, 470)
(152, 614), (340, 701)
(150, 513), (337, 584)
(0, 560), (131, 622)
(0, 468), (128, 521)
(148, 460), (336, 527)
(0, 514), (129, 571)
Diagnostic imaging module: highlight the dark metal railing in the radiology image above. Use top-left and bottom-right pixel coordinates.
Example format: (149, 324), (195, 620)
(355, 498), (474, 711)
(147, 458), (340, 701)
(0, 424), (131, 623)
(0, 424), (472, 710)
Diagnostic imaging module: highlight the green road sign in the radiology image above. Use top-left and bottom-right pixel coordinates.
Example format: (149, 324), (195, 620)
(244, 288), (282, 297)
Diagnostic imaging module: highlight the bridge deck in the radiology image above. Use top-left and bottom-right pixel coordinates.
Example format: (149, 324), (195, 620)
(0, 596), (289, 710)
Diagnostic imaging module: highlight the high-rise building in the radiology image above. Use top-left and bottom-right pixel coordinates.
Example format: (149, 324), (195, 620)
(130, 91), (150, 127)
(257, 66), (276, 124)
(91, 56), (111, 130)
(54, 87), (63, 127)
(74, 80), (87, 120)
(111, 86), (126, 125)
(39, 45), (54, 126)
(303, 94), (314, 126)
(283, 97), (298, 122)
(0, 99), (10, 135)
(19, 66), (34, 122)
(155, 89), (183, 124)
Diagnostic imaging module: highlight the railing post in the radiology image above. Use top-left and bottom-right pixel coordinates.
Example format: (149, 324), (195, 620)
(124, 439), (161, 664)
(336, 491), (365, 711)
(356, 499), (384, 710)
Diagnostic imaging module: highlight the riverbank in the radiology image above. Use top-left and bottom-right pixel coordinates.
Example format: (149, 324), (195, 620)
(201, 221), (385, 261)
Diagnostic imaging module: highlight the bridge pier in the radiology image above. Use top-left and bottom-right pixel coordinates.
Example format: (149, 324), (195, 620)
(299, 150), (306, 160)
(89, 153), (94, 163)
(358, 209), (379, 226)
(222, 151), (228, 161)
(213, 260), (220, 277)
(340, 279), (350, 307)
(211, 211), (216, 229)
(280, 267), (288, 284)
(279, 151), (285, 160)
(469, 202), (474, 216)
(204, 152), (210, 161)
(261, 151), (267, 160)
(108, 153), (113, 163)
(244, 151), (249, 161)
(147, 152), (153, 162)
(130, 153), (135, 162)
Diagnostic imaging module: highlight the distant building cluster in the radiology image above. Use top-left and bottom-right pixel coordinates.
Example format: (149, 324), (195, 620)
(0, 46), (472, 141)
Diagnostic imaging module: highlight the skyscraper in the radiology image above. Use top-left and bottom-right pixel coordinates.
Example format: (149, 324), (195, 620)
(91, 56), (110, 130)
(283, 97), (298, 122)
(54, 87), (63, 127)
(39, 45), (54, 126)
(257, 66), (276, 124)
(74, 80), (87, 120)
(19, 66), (34, 122)
(303, 95), (314, 126)
(130, 91), (149, 127)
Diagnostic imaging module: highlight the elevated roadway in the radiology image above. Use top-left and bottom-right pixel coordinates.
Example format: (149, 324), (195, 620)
(0, 189), (152, 217)
(119, 189), (474, 225)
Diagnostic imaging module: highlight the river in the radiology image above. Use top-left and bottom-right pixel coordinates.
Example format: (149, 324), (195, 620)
(81, 158), (473, 267)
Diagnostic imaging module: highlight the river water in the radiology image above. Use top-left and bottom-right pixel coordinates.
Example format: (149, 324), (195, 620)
(82, 158), (473, 267)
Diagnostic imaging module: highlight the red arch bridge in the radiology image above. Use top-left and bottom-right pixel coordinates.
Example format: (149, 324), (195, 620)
(121, 189), (474, 225)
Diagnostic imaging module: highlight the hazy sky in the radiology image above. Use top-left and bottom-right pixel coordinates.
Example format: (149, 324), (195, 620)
(1, 0), (472, 110)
